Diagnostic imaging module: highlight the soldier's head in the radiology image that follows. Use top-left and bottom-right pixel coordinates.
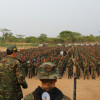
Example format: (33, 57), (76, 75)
(6, 45), (19, 58)
(36, 62), (61, 91)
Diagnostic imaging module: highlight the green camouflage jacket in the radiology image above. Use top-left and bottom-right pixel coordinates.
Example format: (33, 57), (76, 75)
(0, 56), (27, 100)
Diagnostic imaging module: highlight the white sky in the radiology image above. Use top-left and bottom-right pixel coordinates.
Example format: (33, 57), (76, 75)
(0, 0), (100, 37)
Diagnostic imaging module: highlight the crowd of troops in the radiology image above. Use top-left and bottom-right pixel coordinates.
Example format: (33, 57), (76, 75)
(73, 45), (100, 79)
(0, 45), (100, 79)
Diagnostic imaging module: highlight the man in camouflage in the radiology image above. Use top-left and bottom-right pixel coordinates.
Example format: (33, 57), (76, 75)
(96, 57), (100, 76)
(0, 45), (27, 100)
(75, 62), (80, 79)
(67, 60), (73, 79)
(24, 62), (71, 100)
(27, 60), (33, 78)
(90, 60), (96, 79)
(83, 60), (89, 79)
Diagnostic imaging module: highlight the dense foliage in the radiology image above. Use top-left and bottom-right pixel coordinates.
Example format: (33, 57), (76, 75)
(0, 28), (100, 44)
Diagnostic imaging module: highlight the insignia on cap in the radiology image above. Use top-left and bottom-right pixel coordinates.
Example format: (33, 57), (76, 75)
(13, 48), (16, 50)
(45, 65), (53, 72)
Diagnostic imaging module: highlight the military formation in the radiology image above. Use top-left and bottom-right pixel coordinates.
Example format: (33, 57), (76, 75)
(0, 45), (100, 100)
(0, 45), (100, 80)
(73, 45), (100, 79)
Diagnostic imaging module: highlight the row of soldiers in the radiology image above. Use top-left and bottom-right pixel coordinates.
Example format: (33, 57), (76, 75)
(0, 45), (100, 79)
(70, 45), (100, 79)
(17, 45), (100, 79)
(17, 46), (72, 78)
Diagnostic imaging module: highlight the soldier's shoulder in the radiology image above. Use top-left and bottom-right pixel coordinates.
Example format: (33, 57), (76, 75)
(9, 57), (21, 65)
(62, 95), (71, 100)
(2, 56), (18, 62)
(24, 92), (34, 100)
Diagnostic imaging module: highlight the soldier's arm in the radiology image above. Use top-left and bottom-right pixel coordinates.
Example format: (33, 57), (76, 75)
(15, 60), (28, 88)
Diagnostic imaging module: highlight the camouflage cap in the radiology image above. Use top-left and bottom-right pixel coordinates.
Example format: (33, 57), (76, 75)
(7, 45), (19, 52)
(36, 62), (61, 79)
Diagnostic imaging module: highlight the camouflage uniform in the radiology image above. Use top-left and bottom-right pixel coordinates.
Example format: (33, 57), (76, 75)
(57, 62), (63, 76)
(97, 60), (100, 76)
(0, 45), (27, 100)
(83, 61), (89, 79)
(0, 56), (27, 100)
(24, 62), (71, 100)
(75, 63), (80, 79)
(27, 60), (33, 78)
(67, 61), (72, 79)
(90, 61), (96, 79)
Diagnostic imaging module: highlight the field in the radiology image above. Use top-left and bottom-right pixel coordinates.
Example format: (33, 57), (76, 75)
(0, 46), (100, 100)
(22, 71), (100, 100)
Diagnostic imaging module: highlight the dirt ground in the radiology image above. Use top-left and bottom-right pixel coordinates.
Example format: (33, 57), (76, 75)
(0, 47), (6, 51)
(22, 74), (100, 100)
(22, 64), (100, 100)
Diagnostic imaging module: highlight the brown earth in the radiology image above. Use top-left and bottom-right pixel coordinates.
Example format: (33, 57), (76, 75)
(22, 63), (100, 100)
(22, 74), (100, 100)
(0, 47), (6, 51)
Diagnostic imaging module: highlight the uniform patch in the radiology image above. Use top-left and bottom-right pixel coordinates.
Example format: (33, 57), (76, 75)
(42, 92), (50, 100)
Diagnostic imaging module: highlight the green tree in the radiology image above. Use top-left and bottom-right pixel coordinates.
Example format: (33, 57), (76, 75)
(52, 38), (65, 43)
(16, 34), (25, 42)
(0, 28), (11, 42)
(86, 34), (96, 42)
(16, 34), (25, 39)
(25, 36), (37, 43)
(96, 36), (100, 42)
(38, 33), (47, 43)
(4, 32), (13, 41)
(9, 36), (18, 42)
(58, 31), (81, 42)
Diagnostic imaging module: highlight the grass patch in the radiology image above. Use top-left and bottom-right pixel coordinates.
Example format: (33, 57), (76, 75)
(0, 43), (8, 47)
(0, 42), (57, 47)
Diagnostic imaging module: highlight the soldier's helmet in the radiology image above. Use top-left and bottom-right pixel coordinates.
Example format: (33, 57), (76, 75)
(36, 62), (61, 79)
(7, 45), (19, 52)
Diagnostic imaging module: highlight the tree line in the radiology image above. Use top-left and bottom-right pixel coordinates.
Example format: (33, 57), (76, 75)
(0, 28), (100, 44)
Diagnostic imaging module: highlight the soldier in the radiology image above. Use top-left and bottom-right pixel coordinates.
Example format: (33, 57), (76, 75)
(24, 62), (71, 100)
(0, 45), (27, 100)
(27, 60), (33, 78)
(90, 60), (96, 79)
(57, 61), (63, 76)
(96, 58), (100, 77)
(83, 60), (89, 79)
(67, 60), (73, 79)
(75, 62), (80, 79)
(70, 58), (74, 77)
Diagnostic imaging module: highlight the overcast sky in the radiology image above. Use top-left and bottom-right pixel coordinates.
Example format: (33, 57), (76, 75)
(0, 0), (100, 37)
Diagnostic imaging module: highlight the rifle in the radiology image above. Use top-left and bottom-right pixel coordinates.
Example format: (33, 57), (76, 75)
(73, 73), (77, 100)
